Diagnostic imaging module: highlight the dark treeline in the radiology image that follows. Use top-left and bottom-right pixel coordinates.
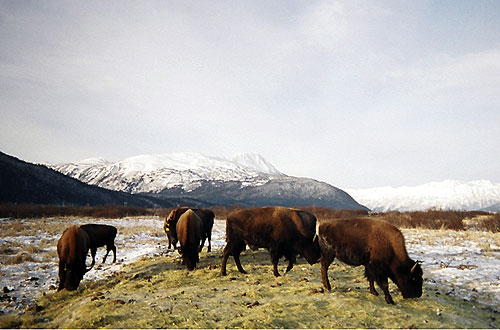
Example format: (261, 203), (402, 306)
(0, 203), (157, 219)
(1, 203), (498, 232)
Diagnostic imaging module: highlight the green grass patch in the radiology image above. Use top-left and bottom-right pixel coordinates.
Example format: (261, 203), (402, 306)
(8, 250), (499, 329)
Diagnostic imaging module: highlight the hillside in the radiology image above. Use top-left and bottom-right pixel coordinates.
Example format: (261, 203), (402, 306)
(0, 151), (194, 208)
(347, 180), (500, 212)
(50, 153), (368, 210)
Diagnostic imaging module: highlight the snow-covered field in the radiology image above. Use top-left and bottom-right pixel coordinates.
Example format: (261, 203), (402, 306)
(1, 217), (499, 316)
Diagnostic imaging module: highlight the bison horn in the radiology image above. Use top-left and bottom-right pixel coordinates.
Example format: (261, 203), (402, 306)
(410, 260), (421, 273)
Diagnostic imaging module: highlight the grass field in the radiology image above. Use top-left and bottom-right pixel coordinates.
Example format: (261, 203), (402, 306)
(7, 249), (499, 329)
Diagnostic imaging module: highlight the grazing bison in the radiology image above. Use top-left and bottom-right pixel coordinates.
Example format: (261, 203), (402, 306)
(221, 206), (320, 277)
(317, 217), (423, 304)
(164, 207), (215, 252)
(176, 209), (204, 270)
(79, 224), (117, 269)
(56, 225), (92, 291)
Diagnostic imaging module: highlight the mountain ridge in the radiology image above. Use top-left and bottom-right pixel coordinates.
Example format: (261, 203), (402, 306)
(347, 180), (500, 212)
(0, 151), (196, 208)
(49, 152), (368, 210)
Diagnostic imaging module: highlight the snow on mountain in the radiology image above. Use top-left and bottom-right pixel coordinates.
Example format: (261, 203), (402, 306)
(346, 180), (500, 212)
(50, 152), (282, 194)
(229, 153), (282, 175)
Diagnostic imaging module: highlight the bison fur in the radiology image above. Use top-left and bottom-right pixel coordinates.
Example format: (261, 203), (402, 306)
(79, 224), (117, 269)
(56, 225), (92, 291)
(317, 217), (423, 304)
(176, 209), (204, 270)
(221, 206), (320, 277)
(164, 207), (214, 252)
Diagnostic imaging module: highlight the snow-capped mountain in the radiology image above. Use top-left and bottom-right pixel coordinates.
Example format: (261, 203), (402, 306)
(346, 180), (500, 212)
(49, 152), (368, 210)
(50, 153), (281, 194)
(230, 153), (282, 175)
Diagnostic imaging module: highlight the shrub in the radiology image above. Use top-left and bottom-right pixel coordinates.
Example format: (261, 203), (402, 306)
(0, 203), (156, 219)
(480, 213), (500, 233)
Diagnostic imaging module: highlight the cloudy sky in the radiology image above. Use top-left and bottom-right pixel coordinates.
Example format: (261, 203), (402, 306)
(1, 1), (499, 189)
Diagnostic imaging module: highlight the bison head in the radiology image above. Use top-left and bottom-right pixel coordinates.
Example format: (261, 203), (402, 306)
(395, 260), (423, 299)
(164, 210), (179, 246)
(301, 237), (321, 265)
(64, 264), (86, 291)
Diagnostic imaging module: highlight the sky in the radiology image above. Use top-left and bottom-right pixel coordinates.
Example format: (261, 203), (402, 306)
(1, 1), (499, 189)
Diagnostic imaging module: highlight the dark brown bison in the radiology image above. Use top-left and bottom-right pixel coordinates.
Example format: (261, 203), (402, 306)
(164, 207), (214, 252)
(221, 206), (320, 277)
(176, 209), (204, 270)
(79, 224), (117, 269)
(317, 217), (423, 304)
(56, 225), (92, 291)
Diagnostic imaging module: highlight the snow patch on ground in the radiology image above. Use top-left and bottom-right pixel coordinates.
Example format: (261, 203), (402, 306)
(403, 228), (500, 307)
(1, 217), (499, 316)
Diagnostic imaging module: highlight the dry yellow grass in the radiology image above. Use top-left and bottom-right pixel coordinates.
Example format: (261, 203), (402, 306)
(9, 250), (499, 329)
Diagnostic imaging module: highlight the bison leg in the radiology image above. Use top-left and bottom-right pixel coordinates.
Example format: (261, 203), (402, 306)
(378, 278), (394, 304)
(233, 253), (247, 274)
(285, 253), (296, 273)
(89, 247), (97, 269)
(206, 234), (211, 253)
(269, 251), (281, 277)
(103, 243), (116, 264)
(167, 233), (172, 250)
(221, 240), (246, 276)
(58, 260), (66, 291)
(364, 267), (379, 296)
(221, 245), (229, 276)
(369, 279), (379, 296)
(199, 236), (206, 253)
(220, 247), (247, 275)
(320, 256), (334, 291)
(103, 247), (110, 263)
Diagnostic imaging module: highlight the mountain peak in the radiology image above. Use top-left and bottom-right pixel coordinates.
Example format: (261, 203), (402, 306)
(45, 151), (366, 209)
(49, 152), (283, 194)
(113, 152), (282, 175)
(229, 153), (282, 175)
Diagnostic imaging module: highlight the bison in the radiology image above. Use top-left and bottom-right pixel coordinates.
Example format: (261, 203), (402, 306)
(79, 224), (117, 269)
(176, 209), (204, 270)
(221, 206), (320, 277)
(164, 207), (214, 252)
(56, 225), (92, 291)
(316, 217), (423, 304)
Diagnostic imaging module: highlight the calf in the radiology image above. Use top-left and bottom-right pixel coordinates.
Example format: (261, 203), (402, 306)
(57, 225), (92, 291)
(221, 206), (320, 277)
(176, 209), (204, 270)
(79, 224), (117, 269)
(164, 207), (214, 252)
(317, 217), (423, 304)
